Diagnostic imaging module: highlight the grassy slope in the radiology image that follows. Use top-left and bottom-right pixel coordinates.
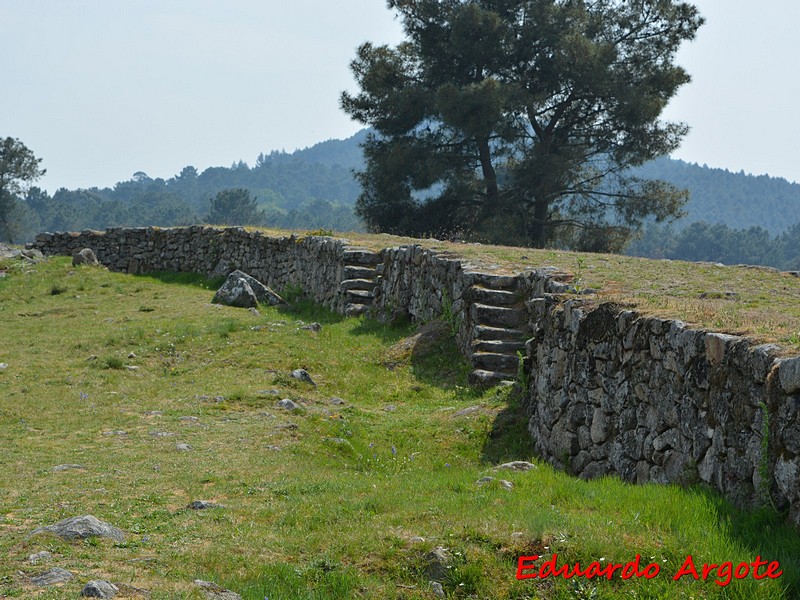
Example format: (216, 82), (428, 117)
(1, 256), (799, 599)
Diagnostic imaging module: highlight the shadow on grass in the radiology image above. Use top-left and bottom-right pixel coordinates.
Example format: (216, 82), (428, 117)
(275, 299), (349, 326)
(480, 389), (538, 465)
(690, 487), (800, 593)
(134, 270), (225, 290)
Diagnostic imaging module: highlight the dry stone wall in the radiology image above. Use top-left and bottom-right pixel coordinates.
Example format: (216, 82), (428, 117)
(29, 226), (800, 526)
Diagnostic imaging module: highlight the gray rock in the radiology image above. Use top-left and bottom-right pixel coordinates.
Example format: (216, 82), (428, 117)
(228, 270), (286, 306)
(778, 357), (800, 394)
(495, 461), (537, 472)
(187, 500), (221, 510)
(149, 431), (175, 437)
(290, 368), (316, 386)
(430, 581), (445, 598)
(277, 398), (300, 411)
(425, 546), (451, 582)
(330, 396), (346, 405)
(31, 567), (73, 586)
(476, 476), (513, 490)
(81, 580), (119, 598)
(301, 322), (322, 332)
(28, 550), (52, 564)
(0, 362), (7, 370)
(212, 273), (258, 308)
(32, 515), (124, 543)
(52, 464), (85, 472)
(72, 248), (99, 266)
(194, 579), (242, 600)
(453, 405), (483, 417)
(176, 443), (192, 452)
(102, 430), (127, 436)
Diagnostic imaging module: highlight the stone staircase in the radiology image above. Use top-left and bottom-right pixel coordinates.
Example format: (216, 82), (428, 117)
(465, 274), (530, 385)
(340, 248), (381, 317)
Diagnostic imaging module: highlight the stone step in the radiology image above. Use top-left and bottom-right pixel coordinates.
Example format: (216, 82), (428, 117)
(471, 351), (519, 373)
(473, 325), (528, 341)
(466, 272), (518, 290)
(469, 369), (516, 386)
(345, 303), (370, 317)
(343, 265), (377, 280)
(472, 339), (527, 354)
(346, 289), (374, 304)
(465, 286), (519, 306)
(343, 249), (381, 266)
(339, 278), (377, 292)
(470, 303), (526, 328)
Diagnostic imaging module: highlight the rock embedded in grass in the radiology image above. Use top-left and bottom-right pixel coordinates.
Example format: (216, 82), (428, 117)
(176, 443), (192, 452)
(28, 550), (52, 564)
(425, 546), (452, 582)
(277, 399), (300, 411)
(32, 515), (125, 543)
(290, 368), (316, 386)
(495, 461), (536, 472)
(52, 464), (85, 472)
(453, 405), (483, 417)
(187, 500), (221, 510)
(149, 431), (175, 437)
(30, 567), (74, 586)
(430, 581), (445, 598)
(80, 580), (119, 598)
(194, 579), (242, 600)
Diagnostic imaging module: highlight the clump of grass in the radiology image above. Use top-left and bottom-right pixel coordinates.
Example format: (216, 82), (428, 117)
(102, 355), (125, 369)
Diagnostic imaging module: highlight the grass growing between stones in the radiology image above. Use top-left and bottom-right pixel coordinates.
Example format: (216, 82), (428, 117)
(1, 256), (800, 599)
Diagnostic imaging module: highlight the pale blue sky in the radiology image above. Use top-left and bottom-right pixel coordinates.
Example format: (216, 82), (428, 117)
(2, 1), (798, 193)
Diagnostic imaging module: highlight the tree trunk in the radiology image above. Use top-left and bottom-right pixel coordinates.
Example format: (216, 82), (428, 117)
(477, 138), (499, 214)
(531, 196), (549, 248)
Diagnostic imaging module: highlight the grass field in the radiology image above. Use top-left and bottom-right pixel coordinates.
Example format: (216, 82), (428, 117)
(2, 255), (800, 599)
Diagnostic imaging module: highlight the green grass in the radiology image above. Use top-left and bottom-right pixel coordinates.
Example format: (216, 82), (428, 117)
(1, 256), (799, 599)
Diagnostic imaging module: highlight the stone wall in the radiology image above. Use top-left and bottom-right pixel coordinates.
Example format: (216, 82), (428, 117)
(523, 297), (800, 525)
(29, 226), (800, 526)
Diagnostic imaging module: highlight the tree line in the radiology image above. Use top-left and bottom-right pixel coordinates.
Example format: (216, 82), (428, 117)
(1, 146), (363, 243)
(627, 221), (800, 272)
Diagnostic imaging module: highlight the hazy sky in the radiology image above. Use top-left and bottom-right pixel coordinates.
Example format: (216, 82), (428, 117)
(2, 0), (799, 193)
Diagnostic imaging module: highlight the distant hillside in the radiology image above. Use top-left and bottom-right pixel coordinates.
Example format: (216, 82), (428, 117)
(13, 129), (800, 262)
(634, 157), (800, 234)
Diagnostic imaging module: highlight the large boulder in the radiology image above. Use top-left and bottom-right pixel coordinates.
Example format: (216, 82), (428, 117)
(72, 248), (99, 266)
(228, 270), (285, 306)
(212, 274), (258, 308)
(212, 271), (285, 308)
(31, 515), (124, 543)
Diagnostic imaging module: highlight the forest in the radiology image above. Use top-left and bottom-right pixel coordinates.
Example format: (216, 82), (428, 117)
(6, 129), (800, 271)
